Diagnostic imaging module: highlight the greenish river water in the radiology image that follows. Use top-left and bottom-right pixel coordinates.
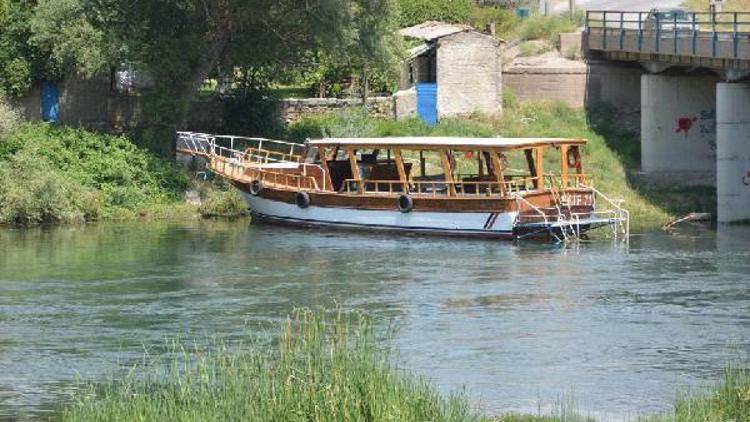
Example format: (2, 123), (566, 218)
(1, 221), (749, 420)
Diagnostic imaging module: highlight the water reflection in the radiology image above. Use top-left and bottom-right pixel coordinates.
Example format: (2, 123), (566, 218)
(1, 221), (749, 420)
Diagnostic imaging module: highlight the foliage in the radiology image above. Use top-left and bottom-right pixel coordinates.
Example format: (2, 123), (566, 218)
(196, 178), (248, 218)
(29, 0), (111, 77)
(62, 309), (483, 422)
(223, 90), (286, 139)
(396, 0), (474, 27)
(518, 40), (553, 57)
(470, 6), (521, 38)
(0, 0), (59, 97)
(0, 123), (189, 224)
(0, 95), (20, 139)
(0, 147), (102, 224)
(645, 362), (750, 422)
(515, 15), (578, 46)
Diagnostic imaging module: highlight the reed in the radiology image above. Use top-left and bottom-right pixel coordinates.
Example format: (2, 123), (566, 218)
(645, 361), (750, 422)
(62, 309), (483, 422)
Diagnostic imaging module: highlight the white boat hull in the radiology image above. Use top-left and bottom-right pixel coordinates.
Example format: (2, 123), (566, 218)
(243, 193), (519, 238)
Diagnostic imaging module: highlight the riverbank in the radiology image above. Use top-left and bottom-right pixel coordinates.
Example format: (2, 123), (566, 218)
(1, 99), (712, 230)
(60, 309), (749, 421)
(0, 123), (247, 225)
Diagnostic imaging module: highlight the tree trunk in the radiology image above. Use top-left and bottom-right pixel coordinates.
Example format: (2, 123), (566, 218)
(361, 66), (369, 110)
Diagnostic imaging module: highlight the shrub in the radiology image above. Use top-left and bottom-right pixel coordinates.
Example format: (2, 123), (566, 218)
(397, 0), (474, 27)
(196, 179), (248, 218)
(0, 123), (189, 224)
(515, 15), (577, 47)
(0, 95), (20, 140)
(0, 148), (102, 225)
(469, 6), (520, 38)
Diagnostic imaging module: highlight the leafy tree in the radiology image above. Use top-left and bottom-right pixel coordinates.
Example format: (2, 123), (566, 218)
(0, 0), (62, 97)
(29, 0), (110, 77)
(396, 0), (474, 28)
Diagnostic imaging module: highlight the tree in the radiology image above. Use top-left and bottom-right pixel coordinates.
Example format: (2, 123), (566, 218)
(0, 0), (61, 97)
(396, 0), (474, 28)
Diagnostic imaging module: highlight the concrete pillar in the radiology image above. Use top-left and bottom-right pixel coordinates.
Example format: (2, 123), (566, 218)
(717, 82), (750, 223)
(641, 75), (717, 181)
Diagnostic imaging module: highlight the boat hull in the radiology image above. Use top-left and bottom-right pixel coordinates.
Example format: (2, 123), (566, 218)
(242, 193), (519, 239)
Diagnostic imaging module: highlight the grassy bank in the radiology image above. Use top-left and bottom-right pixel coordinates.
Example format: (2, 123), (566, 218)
(62, 310), (483, 422)
(0, 122), (246, 225)
(1, 99), (708, 229)
(289, 101), (674, 230)
(61, 309), (750, 422)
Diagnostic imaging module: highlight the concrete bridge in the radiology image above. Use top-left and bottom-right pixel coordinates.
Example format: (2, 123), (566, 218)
(585, 11), (750, 223)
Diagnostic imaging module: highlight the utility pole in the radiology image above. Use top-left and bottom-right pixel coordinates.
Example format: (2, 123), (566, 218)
(569, 0), (576, 16)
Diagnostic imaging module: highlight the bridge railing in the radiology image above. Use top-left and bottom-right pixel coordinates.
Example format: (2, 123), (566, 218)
(585, 11), (750, 60)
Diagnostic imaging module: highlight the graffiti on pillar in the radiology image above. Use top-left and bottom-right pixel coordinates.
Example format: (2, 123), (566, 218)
(676, 116), (698, 136)
(699, 108), (717, 136)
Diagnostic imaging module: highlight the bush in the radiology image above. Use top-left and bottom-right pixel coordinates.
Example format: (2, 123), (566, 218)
(0, 148), (102, 225)
(469, 6), (520, 38)
(515, 15), (577, 47)
(0, 96), (20, 140)
(0, 123), (189, 224)
(397, 0), (474, 27)
(196, 179), (248, 218)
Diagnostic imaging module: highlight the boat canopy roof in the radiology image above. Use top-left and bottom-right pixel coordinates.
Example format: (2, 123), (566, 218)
(307, 137), (587, 150)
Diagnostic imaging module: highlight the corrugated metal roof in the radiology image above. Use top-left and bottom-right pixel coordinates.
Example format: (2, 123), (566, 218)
(307, 137), (587, 149)
(398, 21), (473, 41)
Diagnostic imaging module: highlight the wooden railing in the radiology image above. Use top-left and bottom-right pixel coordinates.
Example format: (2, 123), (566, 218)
(210, 157), (320, 191)
(342, 174), (592, 197)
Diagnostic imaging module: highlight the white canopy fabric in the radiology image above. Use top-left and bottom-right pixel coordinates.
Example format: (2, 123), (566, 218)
(307, 137), (587, 150)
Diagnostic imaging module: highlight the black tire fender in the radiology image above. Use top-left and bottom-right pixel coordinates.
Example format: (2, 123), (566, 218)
(249, 179), (263, 196)
(398, 194), (414, 213)
(296, 191), (311, 208)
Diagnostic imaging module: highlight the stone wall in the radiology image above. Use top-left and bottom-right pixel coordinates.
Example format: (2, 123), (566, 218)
(13, 77), (224, 132)
(13, 78), (395, 132)
(276, 97), (394, 124)
(503, 59), (643, 112)
(436, 31), (502, 117)
(503, 59), (589, 108)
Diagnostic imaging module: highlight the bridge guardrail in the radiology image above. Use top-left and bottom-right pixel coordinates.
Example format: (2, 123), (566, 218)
(585, 11), (750, 60)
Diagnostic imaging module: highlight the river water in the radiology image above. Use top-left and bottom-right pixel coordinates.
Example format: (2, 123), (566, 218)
(1, 221), (749, 420)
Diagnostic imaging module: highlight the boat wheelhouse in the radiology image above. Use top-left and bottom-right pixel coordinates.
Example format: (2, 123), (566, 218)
(177, 132), (628, 241)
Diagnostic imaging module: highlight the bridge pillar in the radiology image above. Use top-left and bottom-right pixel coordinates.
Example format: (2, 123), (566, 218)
(717, 82), (750, 223)
(641, 75), (717, 183)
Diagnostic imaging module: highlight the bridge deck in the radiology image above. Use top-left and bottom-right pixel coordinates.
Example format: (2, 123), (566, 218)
(586, 11), (750, 70)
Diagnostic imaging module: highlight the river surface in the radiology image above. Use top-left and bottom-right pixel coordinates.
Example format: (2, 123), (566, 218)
(1, 221), (749, 420)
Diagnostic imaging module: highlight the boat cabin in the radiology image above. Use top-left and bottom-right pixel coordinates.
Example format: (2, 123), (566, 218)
(303, 137), (588, 197)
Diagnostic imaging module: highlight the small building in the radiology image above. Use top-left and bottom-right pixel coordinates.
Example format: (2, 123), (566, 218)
(395, 21), (503, 124)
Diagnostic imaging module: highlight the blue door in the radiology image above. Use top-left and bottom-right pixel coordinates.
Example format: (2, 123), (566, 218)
(41, 82), (60, 122)
(416, 82), (437, 127)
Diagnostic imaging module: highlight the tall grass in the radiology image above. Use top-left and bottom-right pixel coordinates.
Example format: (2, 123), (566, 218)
(62, 309), (483, 422)
(646, 362), (750, 422)
(60, 308), (750, 421)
